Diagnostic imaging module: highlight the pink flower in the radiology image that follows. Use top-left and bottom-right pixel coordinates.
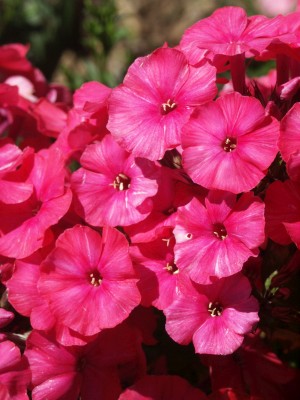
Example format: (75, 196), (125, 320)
(39, 225), (141, 336)
(181, 92), (279, 193)
(164, 273), (260, 355)
(71, 134), (159, 227)
(53, 81), (111, 160)
(0, 340), (30, 400)
(0, 143), (33, 204)
(180, 6), (284, 60)
(119, 375), (207, 399)
(0, 148), (72, 259)
(25, 324), (146, 400)
(279, 102), (300, 181)
(173, 190), (265, 284)
(0, 309), (14, 329)
(130, 230), (183, 310)
(107, 46), (217, 161)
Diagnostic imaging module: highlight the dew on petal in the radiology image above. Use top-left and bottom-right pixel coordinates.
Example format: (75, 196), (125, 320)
(213, 223), (228, 240)
(161, 99), (177, 115)
(112, 173), (131, 191)
(222, 137), (237, 152)
(88, 270), (103, 287)
(208, 301), (223, 317)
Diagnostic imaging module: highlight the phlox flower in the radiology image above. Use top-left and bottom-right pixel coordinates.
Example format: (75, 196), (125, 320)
(107, 46), (217, 161)
(118, 375), (207, 399)
(53, 81), (111, 160)
(6, 248), (95, 347)
(204, 331), (298, 400)
(25, 324), (146, 400)
(0, 142), (33, 204)
(181, 92), (279, 193)
(180, 6), (285, 60)
(0, 148), (72, 259)
(173, 190), (265, 284)
(130, 229), (183, 310)
(164, 273), (260, 355)
(38, 225), (141, 336)
(71, 134), (159, 227)
(279, 102), (300, 181)
(0, 309), (14, 329)
(265, 179), (300, 247)
(0, 340), (30, 400)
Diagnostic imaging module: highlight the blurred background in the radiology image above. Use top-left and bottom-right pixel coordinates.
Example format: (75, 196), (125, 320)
(0, 0), (298, 90)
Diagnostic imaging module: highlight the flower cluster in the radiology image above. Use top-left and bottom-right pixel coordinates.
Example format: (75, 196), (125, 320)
(0, 5), (299, 399)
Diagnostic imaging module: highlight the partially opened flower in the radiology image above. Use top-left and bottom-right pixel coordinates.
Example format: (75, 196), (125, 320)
(39, 225), (141, 336)
(173, 190), (265, 284)
(107, 46), (217, 161)
(164, 273), (259, 355)
(181, 92), (279, 193)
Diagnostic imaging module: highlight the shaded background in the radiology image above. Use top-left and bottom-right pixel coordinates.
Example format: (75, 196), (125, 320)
(0, 0), (275, 90)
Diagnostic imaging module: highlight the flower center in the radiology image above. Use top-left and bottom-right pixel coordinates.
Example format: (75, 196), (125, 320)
(31, 200), (42, 216)
(112, 173), (131, 191)
(222, 137), (237, 152)
(89, 270), (102, 287)
(213, 223), (227, 240)
(208, 301), (223, 317)
(161, 99), (177, 115)
(164, 261), (179, 275)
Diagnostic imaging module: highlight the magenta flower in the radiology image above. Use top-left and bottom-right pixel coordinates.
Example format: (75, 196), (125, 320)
(180, 6), (284, 59)
(0, 148), (72, 259)
(0, 340), (30, 399)
(0, 143), (33, 204)
(130, 231), (183, 310)
(279, 102), (300, 181)
(173, 190), (265, 284)
(6, 249), (94, 347)
(25, 324), (146, 400)
(164, 273), (260, 355)
(38, 225), (141, 337)
(181, 92), (279, 193)
(107, 46), (217, 161)
(71, 134), (159, 227)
